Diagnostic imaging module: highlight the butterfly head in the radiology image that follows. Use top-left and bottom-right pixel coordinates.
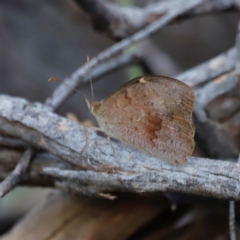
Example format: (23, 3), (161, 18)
(85, 98), (101, 116)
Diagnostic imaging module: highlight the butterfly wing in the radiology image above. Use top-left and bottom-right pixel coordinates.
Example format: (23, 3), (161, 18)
(95, 76), (195, 164)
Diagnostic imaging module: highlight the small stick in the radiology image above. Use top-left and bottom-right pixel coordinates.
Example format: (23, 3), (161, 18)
(229, 200), (236, 240)
(0, 134), (27, 149)
(0, 148), (34, 197)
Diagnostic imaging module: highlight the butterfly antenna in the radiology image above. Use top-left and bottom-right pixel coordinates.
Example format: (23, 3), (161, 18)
(48, 78), (90, 101)
(87, 56), (94, 101)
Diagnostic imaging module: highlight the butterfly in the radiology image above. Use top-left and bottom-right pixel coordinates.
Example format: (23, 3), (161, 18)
(86, 75), (195, 164)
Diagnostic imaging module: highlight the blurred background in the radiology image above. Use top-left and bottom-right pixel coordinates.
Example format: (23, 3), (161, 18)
(0, 0), (239, 237)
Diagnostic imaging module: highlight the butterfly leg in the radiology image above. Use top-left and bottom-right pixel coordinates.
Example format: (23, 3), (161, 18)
(87, 126), (103, 132)
(80, 126), (89, 154)
(80, 127), (112, 171)
(85, 125), (122, 168)
(107, 136), (122, 169)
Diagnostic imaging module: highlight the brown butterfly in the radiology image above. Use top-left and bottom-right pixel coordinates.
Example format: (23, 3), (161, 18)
(86, 75), (195, 164)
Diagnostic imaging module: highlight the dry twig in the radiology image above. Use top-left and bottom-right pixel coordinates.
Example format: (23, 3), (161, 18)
(0, 148), (34, 197)
(74, 0), (240, 39)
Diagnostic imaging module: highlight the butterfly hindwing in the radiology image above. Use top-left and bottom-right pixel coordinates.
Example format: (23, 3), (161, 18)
(93, 76), (195, 164)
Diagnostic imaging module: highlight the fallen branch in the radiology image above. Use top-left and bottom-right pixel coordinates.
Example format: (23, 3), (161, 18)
(43, 160), (240, 200)
(0, 95), (239, 200)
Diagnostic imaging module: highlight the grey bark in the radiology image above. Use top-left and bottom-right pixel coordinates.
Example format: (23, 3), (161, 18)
(0, 95), (239, 200)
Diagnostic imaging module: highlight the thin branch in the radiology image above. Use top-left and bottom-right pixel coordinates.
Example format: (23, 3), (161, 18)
(0, 148), (34, 197)
(55, 181), (117, 199)
(74, 0), (240, 40)
(45, 52), (139, 110)
(229, 201), (236, 240)
(0, 95), (240, 200)
(56, 51), (138, 94)
(176, 47), (235, 87)
(45, 0), (202, 110)
(0, 134), (28, 149)
(140, 43), (236, 88)
(188, 0), (240, 16)
(195, 71), (237, 106)
(0, 150), (76, 185)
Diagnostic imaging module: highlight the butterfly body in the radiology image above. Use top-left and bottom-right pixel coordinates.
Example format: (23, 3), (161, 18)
(88, 75), (195, 164)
